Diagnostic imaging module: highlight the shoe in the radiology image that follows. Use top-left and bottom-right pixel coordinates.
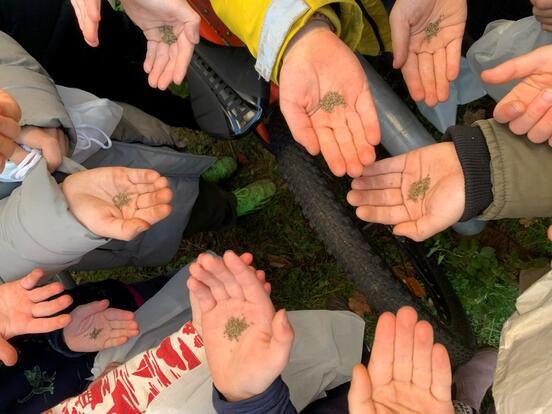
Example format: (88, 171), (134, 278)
(453, 348), (498, 414)
(202, 156), (238, 183)
(233, 179), (276, 217)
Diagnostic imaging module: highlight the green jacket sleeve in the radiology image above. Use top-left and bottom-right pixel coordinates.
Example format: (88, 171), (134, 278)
(475, 119), (552, 220)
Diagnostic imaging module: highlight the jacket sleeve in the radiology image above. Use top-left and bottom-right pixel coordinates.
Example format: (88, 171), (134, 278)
(0, 160), (108, 282)
(213, 377), (297, 414)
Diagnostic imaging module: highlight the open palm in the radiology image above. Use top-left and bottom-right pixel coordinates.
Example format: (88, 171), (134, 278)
(390, 0), (467, 106)
(347, 142), (464, 242)
(188, 251), (293, 402)
(63, 299), (139, 353)
(61, 167), (173, 241)
(348, 307), (454, 414)
(280, 28), (380, 178)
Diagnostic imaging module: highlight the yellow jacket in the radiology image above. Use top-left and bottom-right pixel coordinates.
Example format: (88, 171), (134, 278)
(211, 0), (392, 82)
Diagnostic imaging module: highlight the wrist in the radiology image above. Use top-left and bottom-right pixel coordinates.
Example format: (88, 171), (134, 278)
(282, 13), (335, 63)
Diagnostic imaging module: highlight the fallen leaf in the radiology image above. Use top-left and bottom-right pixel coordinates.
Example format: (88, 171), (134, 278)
(267, 254), (292, 268)
(519, 218), (537, 228)
(348, 291), (372, 317)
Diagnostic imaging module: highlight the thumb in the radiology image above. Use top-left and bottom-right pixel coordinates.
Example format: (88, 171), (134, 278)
(19, 268), (45, 290)
(99, 217), (150, 241)
(269, 309), (294, 370)
(72, 299), (110, 319)
(481, 49), (543, 85)
(389, 9), (411, 69)
(176, 2), (200, 44)
(348, 364), (376, 414)
(0, 337), (18, 367)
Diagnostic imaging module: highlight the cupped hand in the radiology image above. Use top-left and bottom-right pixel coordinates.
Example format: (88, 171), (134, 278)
(61, 167), (173, 241)
(63, 299), (139, 353)
(0, 269), (73, 366)
(347, 142), (464, 241)
(70, 0), (200, 90)
(16, 126), (69, 172)
(348, 307), (454, 414)
(390, 0), (467, 106)
(532, 0), (552, 31)
(0, 89), (22, 171)
(481, 45), (552, 146)
(187, 250), (293, 402)
(280, 26), (380, 178)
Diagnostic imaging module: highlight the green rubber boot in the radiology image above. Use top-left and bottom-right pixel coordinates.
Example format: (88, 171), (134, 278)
(202, 156), (238, 183)
(233, 179), (277, 217)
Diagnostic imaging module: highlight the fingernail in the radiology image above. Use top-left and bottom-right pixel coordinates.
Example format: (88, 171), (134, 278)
(542, 90), (552, 103)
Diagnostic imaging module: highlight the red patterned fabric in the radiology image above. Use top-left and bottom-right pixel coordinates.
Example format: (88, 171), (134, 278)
(44, 322), (205, 414)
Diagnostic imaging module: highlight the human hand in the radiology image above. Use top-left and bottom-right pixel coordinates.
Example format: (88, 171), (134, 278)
(70, 0), (200, 90)
(16, 126), (69, 172)
(0, 269), (73, 366)
(187, 250), (293, 402)
(63, 299), (139, 353)
(481, 45), (552, 146)
(347, 142), (464, 241)
(532, 0), (552, 31)
(61, 167), (173, 241)
(0, 90), (22, 171)
(348, 307), (454, 414)
(280, 25), (380, 177)
(390, 0), (467, 106)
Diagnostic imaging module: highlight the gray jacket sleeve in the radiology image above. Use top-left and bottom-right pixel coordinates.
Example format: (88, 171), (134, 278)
(0, 160), (107, 282)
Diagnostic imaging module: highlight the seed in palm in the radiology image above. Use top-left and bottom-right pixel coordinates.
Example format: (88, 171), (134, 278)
(425, 15), (443, 41)
(224, 316), (249, 341)
(113, 192), (131, 209)
(88, 327), (103, 340)
(319, 91), (345, 113)
(408, 175), (431, 202)
(159, 25), (177, 45)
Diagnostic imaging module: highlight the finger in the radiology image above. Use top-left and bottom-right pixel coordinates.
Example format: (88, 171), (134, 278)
(493, 100), (525, 124)
(0, 114), (22, 139)
(83, 0), (101, 46)
(32, 294), (73, 318)
(173, 32), (195, 85)
(350, 173), (402, 190)
(347, 188), (403, 207)
(98, 216), (152, 241)
(148, 43), (170, 88)
(431, 343), (453, 402)
(109, 320), (139, 332)
(19, 268), (46, 290)
(134, 203), (173, 225)
(356, 205), (410, 225)
(264, 282), (272, 295)
(419, 53), (438, 107)
(104, 308), (136, 321)
(223, 250), (269, 304)
(239, 252), (254, 266)
(509, 89), (552, 136)
(144, 41), (157, 74)
(529, 107), (552, 143)
(368, 312), (395, 387)
(389, 9), (411, 69)
(348, 364), (376, 414)
(157, 42), (178, 91)
(29, 281), (65, 303)
(109, 328), (140, 339)
(547, 224), (552, 241)
(281, 103), (321, 156)
(445, 38), (462, 81)
(412, 320), (434, 390)
(401, 53), (425, 102)
(133, 177), (172, 195)
(189, 260), (230, 302)
(26, 313), (72, 334)
(0, 337), (18, 367)
(316, 126), (347, 177)
(0, 91), (22, 121)
(346, 111), (376, 166)
(187, 277), (217, 313)
(199, 252), (245, 300)
(361, 153), (407, 176)
(355, 87), (381, 147)
(332, 113), (364, 177)
(268, 309), (294, 369)
(136, 188), (173, 209)
(125, 168), (162, 185)
(174, 1), (200, 45)
(433, 49), (449, 102)
(393, 306), (418, 383)
(103, 336), (131, 349)
(481, 48), (546, 84)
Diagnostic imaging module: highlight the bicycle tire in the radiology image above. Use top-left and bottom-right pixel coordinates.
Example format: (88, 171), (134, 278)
(266, 110), (475, 367)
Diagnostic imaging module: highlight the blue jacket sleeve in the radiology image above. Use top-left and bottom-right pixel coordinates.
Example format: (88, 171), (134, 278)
(212, 377), (297, 414)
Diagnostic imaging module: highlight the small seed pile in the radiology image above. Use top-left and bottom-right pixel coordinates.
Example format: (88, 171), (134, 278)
(113, 192), (131, 209)
(319, 91), (345, 113)
(408, 176), (431, 202)
(425, 16), (443, 41)
(159, 25), (177, 45)
(224, 316), (249, 341)
(88, 327), (103, 340)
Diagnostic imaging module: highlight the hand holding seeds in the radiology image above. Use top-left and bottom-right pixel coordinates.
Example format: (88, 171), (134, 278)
(347, 142), (465, 242)
(188, 251), (294, 402)
(390, 0), (467, 107)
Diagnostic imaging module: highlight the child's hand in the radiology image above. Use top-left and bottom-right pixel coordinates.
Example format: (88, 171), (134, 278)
(63, 299), (139, 353)
(0, 90), (22, 171)
(0, 269), (73, 366)
(16, 126), (69, 172)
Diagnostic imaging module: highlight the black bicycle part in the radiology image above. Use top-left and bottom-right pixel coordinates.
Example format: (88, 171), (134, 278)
(265, 109), (476, 367)
(187, 39), (269, 139)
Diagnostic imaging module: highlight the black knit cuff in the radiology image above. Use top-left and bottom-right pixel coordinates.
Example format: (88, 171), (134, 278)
(443, 126), (493, 222)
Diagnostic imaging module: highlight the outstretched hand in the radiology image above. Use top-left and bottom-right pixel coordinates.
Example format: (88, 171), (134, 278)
(347, 142), (464, 241)
(188, 251), (293, 402)
(280, 25), (380, 177)
(348, 307), (454, 414)
(532, 0), (552, 32)
(0, 269), (73, 366)
(61, 167), (173, 241)
(481, 45), (552, 146)
(0, 89), (21, 172)
(390, 0), (467, 106)
(63, 299), (139, 353)
(71, 0), (200, 90)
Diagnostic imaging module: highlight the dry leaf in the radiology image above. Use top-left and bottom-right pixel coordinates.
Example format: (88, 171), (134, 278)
(267, 254), (292, 268)
(519, 218), (537, 228)
(348, 291), (372, 317)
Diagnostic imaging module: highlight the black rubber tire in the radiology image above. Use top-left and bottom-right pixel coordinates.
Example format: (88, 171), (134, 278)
(266, 110), (475, 367)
